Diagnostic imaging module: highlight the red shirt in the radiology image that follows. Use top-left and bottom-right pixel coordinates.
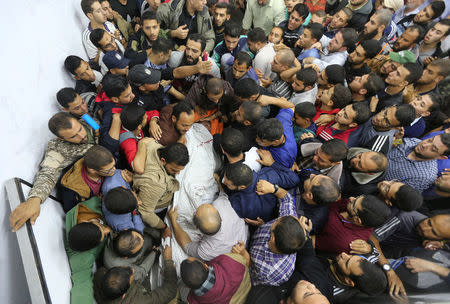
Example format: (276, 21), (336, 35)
(312, 107), (340, 122)
(316, 121), (359, 144)
(315, 199), (373, 254)
(304, 0), (326, 13)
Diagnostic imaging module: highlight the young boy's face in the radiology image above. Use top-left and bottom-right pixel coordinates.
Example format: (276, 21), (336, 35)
(319, 87), (334, 106)
(268, 27), (283, 44)
(294, 113), (311, 128)
(335, 104), (356, 126)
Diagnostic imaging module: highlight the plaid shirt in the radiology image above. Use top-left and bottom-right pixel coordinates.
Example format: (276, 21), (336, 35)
(385, 138), (438, 192)
(193, 266), (216, 296)
(250, 193), (297, 286)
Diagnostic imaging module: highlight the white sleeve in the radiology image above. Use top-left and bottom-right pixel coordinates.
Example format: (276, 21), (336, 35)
(82, 29), (99, 60)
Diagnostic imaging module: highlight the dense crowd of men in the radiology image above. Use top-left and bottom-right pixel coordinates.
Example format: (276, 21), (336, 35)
(9, 0), (450, 303)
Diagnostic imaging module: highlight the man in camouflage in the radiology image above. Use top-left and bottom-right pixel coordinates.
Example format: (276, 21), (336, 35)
(10, 112), (98, 231)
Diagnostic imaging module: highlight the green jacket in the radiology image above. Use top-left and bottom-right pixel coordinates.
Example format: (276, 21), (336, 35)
(65, 196), (106, 304)
(157, 0), (215, 53)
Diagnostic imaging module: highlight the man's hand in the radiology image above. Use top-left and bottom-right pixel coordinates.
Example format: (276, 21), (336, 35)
(299, 216), (313, 233)
(349, 239), (372, 254)
(113, 30), (121, 41)
(314, 114), (335, 126)
(196, 57), (213, 74)
(369, 96), (379, 113)
(259, 76), (272, 88)
(300, 132), (315, 141)
(423, 240), (444, 250)
(274, 42), (289, 52)
(121, 169), (133, 183)
(10, 197), (41, 232)
(311, 41), (322, 51)
(256, 149), (275, 166)
(244, 217), (265, 226)
(291, 162), (300, 172)
(177, 45), (186, 52)
(162, 226), (172, 239)
(232, 240), (247, 254)
(168, 206), (179, 223)
(303, 63), (320, 74)
(213, 173), (224, 192)
(171, 24), (189, 39)
(387, 271), (407, 296)
(112, 10), (119, 20)
(149, 118), (162, 140)
(256, 179), (275, 195)
(162, 243), (173, 260)
(424, 56), (437, 66)
(302, 57), (316, 64)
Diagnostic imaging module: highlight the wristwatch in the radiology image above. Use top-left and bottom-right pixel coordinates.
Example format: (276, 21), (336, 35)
(382, 264), (392, 272)
(273, 184), (280, 194)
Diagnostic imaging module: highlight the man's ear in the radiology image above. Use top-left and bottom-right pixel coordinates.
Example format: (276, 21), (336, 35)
(61, 107), (69, 113)
(305, 191), (314, 201)
(87, 12), (94, 20)
(359, 88), (367, 96)
(438, 156), (448, 160)
(111, 96), (120, 104)
(422, 110), (431, 117)
(226, 15), (231, 21)
(352, 216), (362, 226)
(343, 276), (355, 287)
(139, 85), (147, 91)
(243, 120), (252, 126)
(74, 75), (81, 80)
(349, 122), (358, 128)
(238, 185), (247, 190)
(384, 199), (393, 206)
(171, 115), (176, 124)
(436, 75), (444, 83)
(160, 157), (167, 166)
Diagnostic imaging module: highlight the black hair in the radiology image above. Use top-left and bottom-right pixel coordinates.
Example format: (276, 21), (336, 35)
(104, 187), (138, 214)
(193, 207), (222, 235)
(325, 64), (345, 85)
(84, 145), (114, 171)
(321, 139), (348, 162)
(151, 37), (173, 54)
(64, 55), (83, 75)
(394, 104), (416, 127)
(89, 28), (107, 49)
(48, 112), (75, 137)
(158, 143), (189, 165)
(391, 184), (423, 211)
(349, 259), (387, 295)
(305, 22), (324, 41)
(120, 103), (146, 131)
(310, 176), (340, 205)
(141, 10), (158, 23)
(437, 19), (450, 36)
(205, 78), (224, 95)
(241, 101), (262, 124)
(81, 0), (98, 15)
(68, 222), (102, 251)
(360, 40), (382, 59)
(295, 102), (317, 119)
(292, 3), (309, 20)
(358, 195), (391, 227)
(403, 62), (423, 84)
(234, 78), (259, 99)
(188, 33), (206, 52)
(113, 229), (144, 258)
(180, 259), (209, 289)
(364, 72), (385, 97)
(102, 73), (130, 98)
(407, 24), (426, 44)
(247, 27), (267, 43)
(221, 128), (244, 157)
(351, 102), (371, 125)
(273, 216), (306, 254)
(207, 0), (218, 6)
(224, 22), (242, 38)
(430, 1), (446, 19)
(102, 267), (133, 300)
(296, 68), (318, 87)
(56, 87), (78, 108)
(441, 133), (450, 155)
(340, 28), (357, 53)
(173, 101), (194, 119)
(235, 51), (252, 68)
(331, 84), (352, 109)
(215, 1), (231, 14)
(368, 152), (388, 172)
(257, 118), (284, 142)
(224, 163), (253, 187)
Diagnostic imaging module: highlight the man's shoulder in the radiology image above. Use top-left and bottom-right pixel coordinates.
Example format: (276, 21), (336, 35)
(47, 138), (92, 156)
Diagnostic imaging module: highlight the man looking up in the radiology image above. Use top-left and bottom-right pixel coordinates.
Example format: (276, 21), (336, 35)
(414, 58), (450, 96)
(391, 25), (425, 55)
(324, 8), (352, 39)
(56, 87), (91, 118)
(358, 9), (393, 54)
(278, 3), (310, 49)
(10, 112), (97, 232)
(295, 22), (324, 62)
(344, 39), (382, 84)
(99, 0), (133, 42)
(348, 72), (385, 103)
(213, 22), (252, 68)
(418, 20), (450, 65)
(212, 2), (231, 43)
(64, 55), (103, 98)
(155, 102), (196, 146)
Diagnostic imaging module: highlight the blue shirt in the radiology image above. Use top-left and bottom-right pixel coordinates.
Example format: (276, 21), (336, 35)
(297, 48), (320, 63)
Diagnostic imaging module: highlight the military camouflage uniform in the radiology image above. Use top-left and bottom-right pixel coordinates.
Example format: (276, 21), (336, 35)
(27, 121), (98, 203)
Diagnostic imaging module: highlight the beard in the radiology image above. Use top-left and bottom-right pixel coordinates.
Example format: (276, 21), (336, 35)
(358, 29), (378, 42)
(181, 54), (199, 66)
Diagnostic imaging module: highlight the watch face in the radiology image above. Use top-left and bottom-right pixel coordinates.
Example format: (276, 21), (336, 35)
(383, 264), (391, 271)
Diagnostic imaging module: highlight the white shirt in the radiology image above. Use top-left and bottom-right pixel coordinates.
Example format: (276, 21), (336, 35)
(253, 43), (276, 79)
(290, 84), (318, 105)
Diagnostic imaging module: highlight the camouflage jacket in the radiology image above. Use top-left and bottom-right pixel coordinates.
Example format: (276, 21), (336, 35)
(28, 121), (98, 203)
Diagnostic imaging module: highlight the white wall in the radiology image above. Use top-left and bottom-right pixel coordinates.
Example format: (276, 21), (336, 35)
(0, 1), (89, 302)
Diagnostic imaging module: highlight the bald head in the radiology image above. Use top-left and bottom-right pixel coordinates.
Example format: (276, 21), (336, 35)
(194, 204), (222, 235)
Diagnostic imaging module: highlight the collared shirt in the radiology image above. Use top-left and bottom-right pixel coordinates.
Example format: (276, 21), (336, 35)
(313, 50), (348, 71)
(242, 0), (287, 34)
(193, 266), (216, 296)
(290, 84), (318, 105)
(385, 138), (438, 192)
(250, 193), (297, 286)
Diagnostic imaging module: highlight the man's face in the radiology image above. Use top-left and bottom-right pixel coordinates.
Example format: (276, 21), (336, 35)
(58, 119), (88, 144)
(317, 69), (329, 86)
(328, 32), (344, 53)
(101, 1), (114, 20)
(416, 215), (450, 240)
(346, 195), (364, 220)
(349, 152), (380, 173)
(435, 172), (450, 193)
(214, 7), (229, 27)
(88, 1), (107, 24)
(141, 82), (160, 93)
(417, 64), (441, 85)
(288, 11), (305, 31)
(392, 28), (419, 52)
(424, 23), (450, 45)
(348, 45), (367, 65)
(410, 94), (433, 117)
(207, 90), (224, 104)
(371, 106), (399, 130)
(297, 29), (315, 49)
(192, 0), (207, 12)
(271, 54), (286, 74)
(99, 32), (118, 52)
(335, 104), (357, 126)
(330, 10), (349, 30)
(224, 35), (240, 52)
(336, 252), (364, 277)
(257, 0), (269, 6)
(142, 19), (160, 41)
(361, 14), (379, 37)
(74, 60), (96, 82)
(385, 65), (409, 86)
(302, 174), (322, 201)
(173, 111), (196, 135)
(319, 86), (334, 106)
(377, 180), (403, 201)
(313, 147), (335, 169)
(349, 74), (369, 94)
(293, 113), (310, 128)
(247, 40), (260, 54)
(223, 175), (238, 190)
(414, 4), (434, 23)
(185, 39), (202, 64)
(292, 76), (306, 93)
(288, 280), (330, 304)
(95, 159), (117, 177)
(380, 59), (401, 76)
(66, 94), (89, 117)
(148, 0), (161, 11)
(232, 61), (250, 79)
(117, 85), (135, 104)
(285, 0), (301, 13)
(268, 27), (284, 45)
(255, 136), (273, 147)
(413, 134), (448, 160)
(163, 162), (185, 176)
